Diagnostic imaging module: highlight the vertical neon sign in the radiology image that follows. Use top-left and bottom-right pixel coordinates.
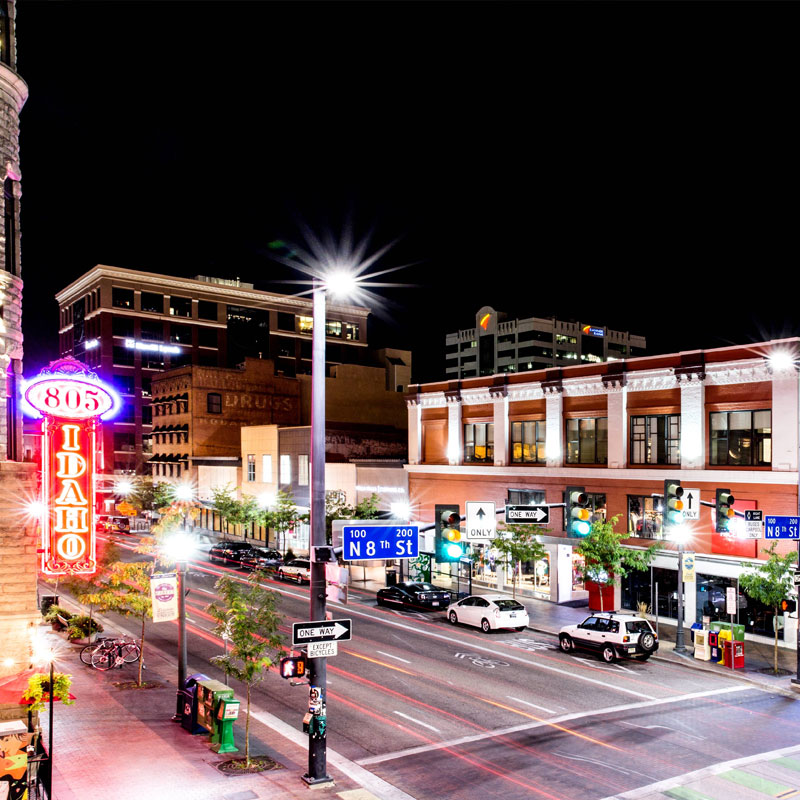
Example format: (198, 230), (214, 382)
(24, 358), (120, 577)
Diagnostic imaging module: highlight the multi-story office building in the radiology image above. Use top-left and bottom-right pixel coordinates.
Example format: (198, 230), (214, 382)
(408, 339), (800, 650)
(55, 265), (370, 474)
(445, 306), (647, 379)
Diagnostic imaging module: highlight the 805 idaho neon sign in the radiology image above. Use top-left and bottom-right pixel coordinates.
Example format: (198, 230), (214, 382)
(24, 359), (120, 577)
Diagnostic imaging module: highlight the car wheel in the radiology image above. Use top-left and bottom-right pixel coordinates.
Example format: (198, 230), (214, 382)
(449, 611), (458, 625)
(559, 634), (574, 653)
(278, 570), (286, 581)
(376, 597), (385, 607)
(515, 626), (526, 632)
(481, 618), (492, 634)
(638, 654), (651, 661)
(601, 644), (616, 663)
(639, 632), (656, 653)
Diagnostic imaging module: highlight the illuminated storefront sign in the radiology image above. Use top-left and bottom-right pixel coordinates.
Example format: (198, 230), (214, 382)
(124, 338), (182, 354)
(582, 325), (605, 337)
(23, 358), (120, 577)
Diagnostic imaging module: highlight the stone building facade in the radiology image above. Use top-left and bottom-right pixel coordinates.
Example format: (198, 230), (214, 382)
(0, 0), (40, 703)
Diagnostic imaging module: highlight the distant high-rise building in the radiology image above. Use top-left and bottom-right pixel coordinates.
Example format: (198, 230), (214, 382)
(445, 306), (647, 379)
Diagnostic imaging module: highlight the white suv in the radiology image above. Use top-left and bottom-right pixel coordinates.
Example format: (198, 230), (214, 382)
(559, 612), (658, 663)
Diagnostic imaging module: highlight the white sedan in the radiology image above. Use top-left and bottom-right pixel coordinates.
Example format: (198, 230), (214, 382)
(278, 559), (311, 584)
(447, 594), (529, 633)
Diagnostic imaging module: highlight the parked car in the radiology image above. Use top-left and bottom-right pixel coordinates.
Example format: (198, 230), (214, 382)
(278, 559), (311, 584)
(239, 547), (283, 571)
(208, 541), (255, 566)
(558, 612), (658, 663)
(95, 515), (131, 534)
(376, 581), (452, 611)
(447, 594), (529, 633)
(190, 533), (217, 554)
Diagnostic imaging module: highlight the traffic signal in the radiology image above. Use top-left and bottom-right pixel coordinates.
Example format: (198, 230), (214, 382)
(781, 598), (797, 614)
(279, 653), (307, 680)
(715, 488), (735, 534)
(663, 480), (684, 533)
(566, 487), (590, 537)
(435, 504), (463, 562)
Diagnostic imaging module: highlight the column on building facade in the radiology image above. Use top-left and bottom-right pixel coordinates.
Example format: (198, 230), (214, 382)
(407, 397), (422, 466)
(679, 373), (705, 470)
(604, 377), (627, 469)
(545, 387), (563, 468)
(446, 390), (462, 465)
(770, 365), (799, 472)
(491, 386), (509, 466)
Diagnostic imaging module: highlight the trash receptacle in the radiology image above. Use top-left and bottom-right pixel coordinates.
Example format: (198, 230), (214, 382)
(180, 673), (210, 734)
(385, 569), (397, 587)
(690, 622), (702, 644)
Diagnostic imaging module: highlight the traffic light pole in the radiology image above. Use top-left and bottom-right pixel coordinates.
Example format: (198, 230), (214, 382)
(304, 280), (331, 786)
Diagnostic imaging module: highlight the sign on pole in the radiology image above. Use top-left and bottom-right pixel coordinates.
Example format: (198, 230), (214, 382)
(292, 619), (352, 647)
(682, 552), (696, 583)
(465, 502), (496, 542)
(307, 641), (338, 659)
(726, 586), (737, 616)
(765, 516), (800, 539)
(681, 488), (701, 521)
(745, 510), (763, 539)
(505, 505), (550, 524)
(334, 520), (419, 561)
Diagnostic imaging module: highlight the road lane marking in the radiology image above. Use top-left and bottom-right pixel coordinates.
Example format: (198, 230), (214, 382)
(357, 685), (750, 766)
(393, 711), (441, 732)
(506, 696), (555, 714)
(554, 751), (660, 781)
(376, 651), (412, 664)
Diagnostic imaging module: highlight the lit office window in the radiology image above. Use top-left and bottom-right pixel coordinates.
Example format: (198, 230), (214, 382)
(280, 454), (292, 485)
(464, 423), (494, 463)
(630, 414), (680, 465)
(710, 410), (771, 466)
(511, 421), (546, 463)
(247, 454), (256, 482)
(299, 316), (313, 334)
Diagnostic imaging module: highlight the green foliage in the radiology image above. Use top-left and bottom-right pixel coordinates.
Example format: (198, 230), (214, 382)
(483, 524), (549, 598)
(575, 516), (656, 610)
(42, 605), (72, 626)
(739, 542), (797, 673)
(24, 671), (74, 713)
(129, 477), (175, 513)
(206, 571), (284, 765)
(66, 615), (104, 641)
(85, 561), (152, 686)
(262, 489), (309, 552)
(325, 492), (380, 544)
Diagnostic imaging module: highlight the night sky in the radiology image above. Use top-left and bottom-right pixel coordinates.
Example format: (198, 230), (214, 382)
(13, 2), (798, 385)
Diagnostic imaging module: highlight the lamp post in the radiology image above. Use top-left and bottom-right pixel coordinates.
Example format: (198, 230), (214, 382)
(165, 531), (194, 721)
(669, 523), (690, 655)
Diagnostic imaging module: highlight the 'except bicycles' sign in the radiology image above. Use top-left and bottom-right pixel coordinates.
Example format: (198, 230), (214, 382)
(24, 358), (121, 577)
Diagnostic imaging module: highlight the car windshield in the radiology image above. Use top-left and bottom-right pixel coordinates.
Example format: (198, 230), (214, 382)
(626, 620), (654, 634)
(494, 600), (525, 611)
(409, 583), (437, 591)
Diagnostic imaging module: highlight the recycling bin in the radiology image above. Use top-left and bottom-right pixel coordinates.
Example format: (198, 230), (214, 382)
(723, 639), (745, 669)
(180, 673), (210, 734)
(693, 630), (711, 661)
(196, 679), (236, 748)
(690, 622), (703, 644)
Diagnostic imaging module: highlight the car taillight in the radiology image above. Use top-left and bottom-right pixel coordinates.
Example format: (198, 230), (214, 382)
(623, 635), (630, 642)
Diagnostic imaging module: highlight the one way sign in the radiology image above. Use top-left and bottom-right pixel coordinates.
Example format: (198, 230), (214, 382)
(466, 502), (496, 542)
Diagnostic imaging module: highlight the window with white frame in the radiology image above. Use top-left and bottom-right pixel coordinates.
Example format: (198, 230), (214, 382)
(280, 454), (292, 485)
(298, 454), (309, 486)
(262, 454), (272, 483)
(247, 454), (256, 482)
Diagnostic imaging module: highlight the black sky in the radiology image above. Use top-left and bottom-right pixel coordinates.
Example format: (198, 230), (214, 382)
(14, 1), (799, 384)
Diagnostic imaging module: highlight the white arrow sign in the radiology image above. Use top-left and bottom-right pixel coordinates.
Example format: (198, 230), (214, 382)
(466, 502), (496, 542)
(682, 488), (701, 521)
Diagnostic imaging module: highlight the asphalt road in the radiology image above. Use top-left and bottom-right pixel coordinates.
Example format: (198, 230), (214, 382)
(71, 534), (800, 800)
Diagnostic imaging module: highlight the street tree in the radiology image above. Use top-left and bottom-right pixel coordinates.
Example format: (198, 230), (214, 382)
(262, 489), (308, 553)
(206, 571), (283, 767)
(128, 477), (175, 515)
(85, 561), (153, 686)
(739, 542), (797, 675)
(212, 485), (261, 540)
(574, 516), (656, 612)
(484, 524), (548, 599)
(325, 492), (380, 544)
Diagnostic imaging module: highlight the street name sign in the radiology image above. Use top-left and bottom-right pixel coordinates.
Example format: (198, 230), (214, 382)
(764, 516), (800, 539)
(745, 510), (764, 539)
(465, 501), (496, 541)
(306, 641), (338, 659)
(682, 488), (701, 521)
(292, 619), (352, 646)
(337, 521), (419, 561)
(505, 505), (550, 524)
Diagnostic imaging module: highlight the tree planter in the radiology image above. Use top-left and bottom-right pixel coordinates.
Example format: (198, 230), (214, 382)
(586, 580), (615, 612)
(216, 755), (282, 775)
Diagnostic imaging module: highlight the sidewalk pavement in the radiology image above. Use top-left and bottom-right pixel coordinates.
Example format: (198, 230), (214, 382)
(39, 626), (400, 800)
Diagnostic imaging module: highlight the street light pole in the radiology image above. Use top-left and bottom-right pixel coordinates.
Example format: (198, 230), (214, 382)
(674, 539), (688, 655)
(304, 277), (331, 785)
(172, 557), (188, 721)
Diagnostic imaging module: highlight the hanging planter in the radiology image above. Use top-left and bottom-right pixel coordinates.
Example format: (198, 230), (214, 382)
(22, 672), (76, 713)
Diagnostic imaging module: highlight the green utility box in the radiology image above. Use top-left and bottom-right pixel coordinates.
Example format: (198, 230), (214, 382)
(710, 621), (745, 642)
(196, 679), (239, 753)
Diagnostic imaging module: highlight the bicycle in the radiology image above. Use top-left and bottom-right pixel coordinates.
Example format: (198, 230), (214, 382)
(80, 636), (141, 671)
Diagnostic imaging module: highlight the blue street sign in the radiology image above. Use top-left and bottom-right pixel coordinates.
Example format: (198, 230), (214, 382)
(341, 524), (419, 561)
(764, 516), (800, 539)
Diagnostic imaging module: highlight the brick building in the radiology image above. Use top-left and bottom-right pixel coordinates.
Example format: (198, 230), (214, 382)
(407, 339), (800, 649)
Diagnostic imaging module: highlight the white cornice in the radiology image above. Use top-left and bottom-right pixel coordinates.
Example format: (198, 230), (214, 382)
(0, 64), (29, 112)
(55, 265), (370, 319)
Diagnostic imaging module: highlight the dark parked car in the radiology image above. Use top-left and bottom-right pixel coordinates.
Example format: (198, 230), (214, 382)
(376, 581), (452, 611)
(208, 541), (256, 567)
(239, 547), (283, 571)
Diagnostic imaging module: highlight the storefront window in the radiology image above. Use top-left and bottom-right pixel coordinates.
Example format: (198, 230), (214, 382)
(572, 553), (585, 591)
(696, 574), (783, 640)
(652, 566), (679, 620)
